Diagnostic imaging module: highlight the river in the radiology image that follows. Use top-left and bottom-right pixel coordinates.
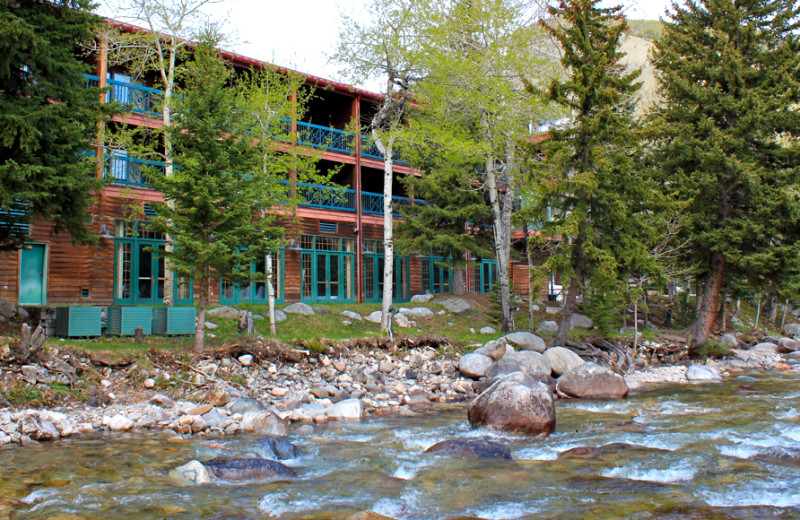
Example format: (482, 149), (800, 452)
(2, 371), (800, 519)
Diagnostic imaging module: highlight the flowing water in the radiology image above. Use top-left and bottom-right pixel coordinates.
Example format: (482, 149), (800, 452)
(3, 372), (800, 519)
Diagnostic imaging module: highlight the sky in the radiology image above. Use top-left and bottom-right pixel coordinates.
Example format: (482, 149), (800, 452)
(98, 0), (675, 92)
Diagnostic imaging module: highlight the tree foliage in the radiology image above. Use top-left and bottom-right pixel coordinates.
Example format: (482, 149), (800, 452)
(147, 34), (284, 350)
(528, 0), (660, 344)
(0, 0), (115, 251)
(651, 0), (800, 347)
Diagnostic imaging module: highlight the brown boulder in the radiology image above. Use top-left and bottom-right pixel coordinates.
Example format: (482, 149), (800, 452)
(467, 372), (555, 436)
(556, 362), (628, 399)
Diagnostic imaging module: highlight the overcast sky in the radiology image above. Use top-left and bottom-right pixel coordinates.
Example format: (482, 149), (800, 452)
(98, 0), (675, 92)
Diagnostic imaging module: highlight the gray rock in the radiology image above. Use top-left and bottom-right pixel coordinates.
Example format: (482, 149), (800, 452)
(752, 342), (779, 355)
(273, 310), (288, 323)
(685, 364), (722, 382)
(505, 350), (551, 375)
(252, 435), (303, 459)
(201, 408), (226, 429)
(467, 372), (556, 436)
(424, 439), (512, 460)
(325, 398), (363, 419)
(21, 365), (50, 384)
(394, 313), (415, 328)
(504, 332), (547, 353)
(542, 347), (584, 376)
(545, 306), (561, 314)
(340, 310), (363, 322)
(480, 326), (497, 334)
(149, 393), (176, 408)
(719, 333), (739, 348)
(784, 323), (800, 337)
(410, 293), (434, 303)
(227, 397), (266, 414)
(238, 354), (254, 366)
(458, 353), (494, 379)
(240, 411), (288, 436)
(310, 386), (329, 399)
(312, 306), (331, 314)
(203, 458), (296, 480)
(399, 307), (435, 319)
(283, 302), (315, 315)
(778, 338), (800, 353)
(556, 362), (628, 399)
(435, 297), (471, 313)
(170, 460), (211, 484)
(205, 322), (218, 330)
(364, 311), (382, 323)
(18, 413), (60, 441)
(206, 306), (239, 320)
(106, 414), (134, 432)
(537, 321), (559, 334)
(570, 313), (594, 330)
(474, 338), (507, 361)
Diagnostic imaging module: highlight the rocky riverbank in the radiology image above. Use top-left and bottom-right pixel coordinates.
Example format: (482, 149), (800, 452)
(1, 327), (798, 447)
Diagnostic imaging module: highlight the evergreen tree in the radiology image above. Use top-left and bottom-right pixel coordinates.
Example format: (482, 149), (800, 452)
(652, 0), (800, 349)
(148, 34), (283, 351)
(528, 0), (659, 345)
(0, 0), (115, 251)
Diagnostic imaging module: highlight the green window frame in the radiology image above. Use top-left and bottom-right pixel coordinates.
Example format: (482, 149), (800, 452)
(300, 235), (355, 303)
(474, 259), (498, 294)
(363, 239), (410, 303)
(219, 250), (285, 305)
(113, 220), (166, 305)
(421, 251), (452, 295)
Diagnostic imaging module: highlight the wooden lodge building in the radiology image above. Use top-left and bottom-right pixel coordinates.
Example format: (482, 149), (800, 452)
(0, 18), (533, 314)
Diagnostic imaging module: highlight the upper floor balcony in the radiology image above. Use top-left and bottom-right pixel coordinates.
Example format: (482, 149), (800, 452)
(87, 75), (407, 164)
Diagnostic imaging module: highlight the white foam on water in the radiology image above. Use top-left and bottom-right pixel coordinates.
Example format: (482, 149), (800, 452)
(392, 461), (426, 480)
(655, 401), (718, 416)
(719, 444), (764, 460)
(780, 425), (800, 443)
(699, 486), (800, 508)
(471, 502), (538, 519)
(20, 488), (59, 505)
(601, 464), (698, 484)
(775, 408), (800, 419)
(371, 489), (419, 519)
(342, 434), (375, 443)
(514, 446), (559, 461)
(562, 401), (637, 414)
(259, 492), (356, 518)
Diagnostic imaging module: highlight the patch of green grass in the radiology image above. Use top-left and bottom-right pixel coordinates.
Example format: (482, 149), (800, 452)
(695, 341), (732, 358)
(0, 380), (89, 408)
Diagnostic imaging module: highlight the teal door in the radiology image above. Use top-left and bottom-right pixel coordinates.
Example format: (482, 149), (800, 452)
(19, 244), (46, 305)
(301, 251), (354, 303)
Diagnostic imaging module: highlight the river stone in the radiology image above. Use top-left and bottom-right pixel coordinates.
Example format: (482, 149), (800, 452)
(752, 342), (779, 354)
(326, 398), (363, 420)
(364, 311), (382, 323)
(253, 435), (303, 459)
(394, 313), (415, 328)
(238, 354), (254, 366)
(171, 460), (211, 485)
(411, 293), (434, 303)
(504, 350), (551, 375)
(543, 347), (585, 376)
(719, 333), (739, 348)
(685, 364), (722, 382)
(18, 413), (60, 441)
(400, 307), (435, 319)
(203, 458), (296, 480)
(537, 321), (559, 334)
(474, 338), (507, 361)
(504, 332), (546, 353)
(106, 414), (134, 432)
(570, 313), (594, 330)
(467, 372), (556, 436)
(206, 306), (239, 320)
(340, 310), (363, 322)
(227, 397), (266, 414)
(556, 362), (628, 399)
(778, 338), (800, 353)
(424, 439), (513, 460)
(240, 411), (288, 436)
(436, 297), (471, 313)
(784, 323), (800, 337)
(284, 302), (315, 315)
(480, 326), (496, 334)
(458, 353), (494, 379)
(205, 387), (232, 407)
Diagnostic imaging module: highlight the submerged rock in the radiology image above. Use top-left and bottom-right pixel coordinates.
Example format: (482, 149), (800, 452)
(253, 436), (303, 460)
(170, 460), (211, 485)
(467, 371), (556, 436)
(556, 362), (628, 399)
(203, 458), (296, 480)
(559, 442), (666, 460)
(424, 439), (513, 460)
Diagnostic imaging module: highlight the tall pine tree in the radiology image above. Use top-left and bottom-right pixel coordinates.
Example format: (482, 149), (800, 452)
(148, 34), (284, 351)
(529, 0), (659, 345)
(0, 0), (115, 250)
(652, 0), (800, 348)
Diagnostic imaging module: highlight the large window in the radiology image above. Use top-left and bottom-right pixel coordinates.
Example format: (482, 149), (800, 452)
(300, 235), (355, 303)
(219, 250), (284, 305)
(363, 239), (409, 302)
(114, 220), (165, 305)
(421, 251), (452, 295)
(474, 259), (498, 294)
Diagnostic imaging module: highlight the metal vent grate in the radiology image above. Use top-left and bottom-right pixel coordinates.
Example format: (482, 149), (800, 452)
(319, 221), (338, 234)
(143, 203), (157, 217)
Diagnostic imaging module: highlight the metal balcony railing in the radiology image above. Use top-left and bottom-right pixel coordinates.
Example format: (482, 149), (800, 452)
(104, 155), (165, 187)
(361, 191), (414, 216)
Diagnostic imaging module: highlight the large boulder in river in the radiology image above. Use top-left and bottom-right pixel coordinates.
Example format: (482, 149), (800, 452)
(467, 372), (556, 436)
(504, 332), (546, 352)
(459, 352), (494, 379)
(424, 439), (512, 460)
(778, 338), (800, 353)
(252, 436), (303, 460)
(556, 362), (628, 399)
(543, 347), (585, 376)
(203, 458), (296, 480)
(503, 350), (551, 375)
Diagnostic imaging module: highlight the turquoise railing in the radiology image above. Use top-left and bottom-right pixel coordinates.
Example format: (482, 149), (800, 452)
(84, 74), (161, 116)
(278, 180), (356, 212)
(295, 120), (355, 155)
(361, 191), (414, 216)
(103, 154), (165, 187)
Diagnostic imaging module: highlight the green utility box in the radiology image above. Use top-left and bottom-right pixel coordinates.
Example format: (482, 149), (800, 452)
(152, 306), (196, 335)
(55, 307), (102, 337)
(107, 306), (152, 336)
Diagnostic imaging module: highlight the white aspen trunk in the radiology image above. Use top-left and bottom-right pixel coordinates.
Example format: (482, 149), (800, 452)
(194, 271), (207, 351)
(525, 224), (535, 331)
(375, 129), (395, 333)
(267, 253), (277, 335)
(161, 41), (177, 306)
(485, 154), (513, 332)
